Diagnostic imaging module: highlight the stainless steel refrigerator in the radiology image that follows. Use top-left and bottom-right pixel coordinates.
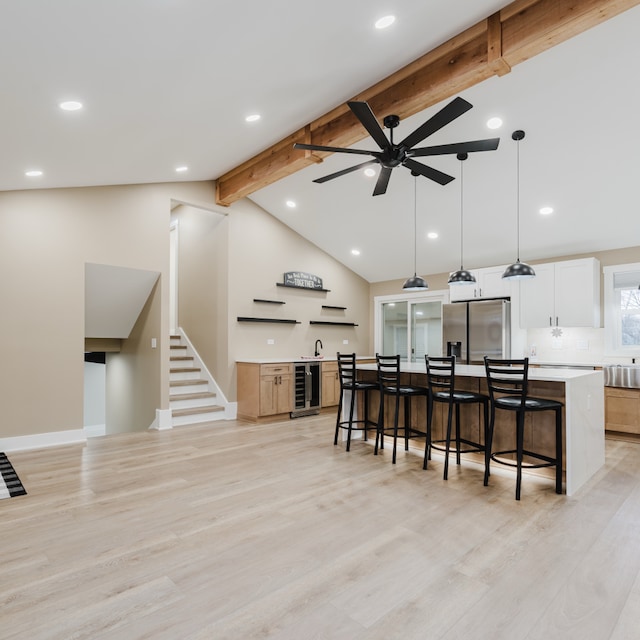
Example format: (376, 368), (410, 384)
(442, 299), (511, 364)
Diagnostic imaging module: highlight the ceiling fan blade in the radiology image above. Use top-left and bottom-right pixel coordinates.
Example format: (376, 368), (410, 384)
(403, 158), (455, 186)
(372, 166), (392, 196)
(294, 142), (376, 156)
(410, 137), (500, 157)
(400, 97), (473, 149)
(347, 101), (390, 150)
(312, 159), (379, 184)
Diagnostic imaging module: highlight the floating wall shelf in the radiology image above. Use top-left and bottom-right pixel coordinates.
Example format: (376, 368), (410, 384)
(253, 298), (285, 305)
(321, 305), (346, 310)
(309, 321), (358, 327)
(237, 317), (300, 324)
(276, 283), (330, 292)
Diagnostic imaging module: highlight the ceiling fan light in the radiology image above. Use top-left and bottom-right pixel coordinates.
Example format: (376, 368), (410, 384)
(502, 260), (536, 280)
(402, 274), (429, 291)
(448, 269), (476, 285)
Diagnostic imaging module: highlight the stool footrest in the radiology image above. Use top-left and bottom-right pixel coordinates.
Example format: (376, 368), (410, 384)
(430, 438), (484, 455)
(337, 419), (377, 431)
(491, 448), (557, 469)
(378, 426), (427, 438)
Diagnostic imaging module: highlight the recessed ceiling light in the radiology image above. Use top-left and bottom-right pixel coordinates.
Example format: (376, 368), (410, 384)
(286, 200), (296, 208)
(487, 117), (503, 130)
(427, 231), (439, 239)
(25, 170), (43, 177)
(540, 206), (554, 215)
(375, 15), (396, 29)
(59, 101), (83, 111)
(351, 249), (361, 256)
(245, 114), (261, 122)
(175, 166), (188, 173)
(364, 167), (376, 177)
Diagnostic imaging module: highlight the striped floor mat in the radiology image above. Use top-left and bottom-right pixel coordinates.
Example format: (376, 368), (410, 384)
(0, 453), (27, 499)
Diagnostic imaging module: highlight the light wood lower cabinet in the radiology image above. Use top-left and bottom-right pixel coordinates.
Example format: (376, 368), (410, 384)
(605, 386), (640, 434)
(321, 361), (340, 407)
(237, 363), (293, 420)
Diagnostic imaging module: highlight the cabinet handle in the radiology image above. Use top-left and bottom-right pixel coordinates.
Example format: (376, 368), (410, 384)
(549, 316), (552, 326)
(556, 316), (559, 326)
(479, 287), (483, 297)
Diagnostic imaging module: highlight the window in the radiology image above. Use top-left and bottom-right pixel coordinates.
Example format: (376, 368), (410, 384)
(375, 291), (447, 362)
(604, 263), (640, 357)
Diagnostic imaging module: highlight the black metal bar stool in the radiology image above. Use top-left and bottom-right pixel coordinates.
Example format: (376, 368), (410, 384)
(484, 357), (563, 500)
(424, 355), (489, 480)
(334, 353), (378, 451)
(374, 354), (429, 465)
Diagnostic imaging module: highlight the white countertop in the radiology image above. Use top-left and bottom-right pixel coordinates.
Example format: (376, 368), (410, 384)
(237, 356), (376, 364)
(356, 362), (604, 384)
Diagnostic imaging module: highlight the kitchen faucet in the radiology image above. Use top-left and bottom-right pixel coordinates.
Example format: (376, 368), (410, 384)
(314, 339), (323, 357)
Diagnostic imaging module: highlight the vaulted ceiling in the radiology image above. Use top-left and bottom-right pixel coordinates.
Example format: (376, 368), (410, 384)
(2, 0), (639, 282)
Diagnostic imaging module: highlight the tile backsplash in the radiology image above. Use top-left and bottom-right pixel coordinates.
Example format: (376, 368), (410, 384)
(526, 327), (610, 365)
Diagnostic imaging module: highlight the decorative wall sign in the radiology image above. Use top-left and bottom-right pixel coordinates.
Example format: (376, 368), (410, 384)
(283, 271), (323, 290)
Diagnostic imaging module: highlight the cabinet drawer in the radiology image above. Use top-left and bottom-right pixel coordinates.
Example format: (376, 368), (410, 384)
(261, 363), (292, 376)
(322, 361), (338, 373)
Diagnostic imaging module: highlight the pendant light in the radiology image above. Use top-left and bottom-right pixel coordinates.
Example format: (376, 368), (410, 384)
(448, 152), (476, 286)
(502, 130), (536, 280)
(402, 171), (428, 291)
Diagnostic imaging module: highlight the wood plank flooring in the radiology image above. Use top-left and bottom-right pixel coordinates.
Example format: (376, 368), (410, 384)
(2, 413), (640, 639)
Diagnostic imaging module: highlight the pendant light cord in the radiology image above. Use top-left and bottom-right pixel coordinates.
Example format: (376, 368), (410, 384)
(413, 174), (417, 275)
(516, 137), (521, 262)
(459, 159), (464, 269)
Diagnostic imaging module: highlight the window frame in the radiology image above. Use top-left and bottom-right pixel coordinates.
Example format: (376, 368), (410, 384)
(374, 290), (449, 361)
(603, 262), (640, 358)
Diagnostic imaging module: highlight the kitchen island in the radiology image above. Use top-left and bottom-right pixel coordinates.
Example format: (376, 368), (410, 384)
(356, 362), (604, 496)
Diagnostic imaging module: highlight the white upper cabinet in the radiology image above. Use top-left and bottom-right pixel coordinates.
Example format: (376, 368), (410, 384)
(519, 258), (601, 328)
(449, 265), (512, 302)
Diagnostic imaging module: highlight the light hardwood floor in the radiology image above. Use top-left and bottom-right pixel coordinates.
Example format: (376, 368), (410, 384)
(2, 414), (640, 640)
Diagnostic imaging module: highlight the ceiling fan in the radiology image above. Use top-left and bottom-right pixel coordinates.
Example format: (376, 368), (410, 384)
(293, 96), (499, 196)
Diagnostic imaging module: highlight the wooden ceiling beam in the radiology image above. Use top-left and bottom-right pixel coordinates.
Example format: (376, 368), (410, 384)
(215, 0), (639, 206)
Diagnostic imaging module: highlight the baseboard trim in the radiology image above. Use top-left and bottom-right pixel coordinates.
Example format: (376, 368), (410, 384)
(0, 429), (87, 453)
(84, 424), (106, 438)
(149, 408), (173, 431)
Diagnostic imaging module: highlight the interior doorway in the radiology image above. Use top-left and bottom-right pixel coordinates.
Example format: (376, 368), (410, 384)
(84, 352), (106, 437)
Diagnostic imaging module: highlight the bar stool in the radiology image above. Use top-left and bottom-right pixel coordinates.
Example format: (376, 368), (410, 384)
(424, 355), (489, 480)
(374, 354), (429, 465)
(484, 357), (563, 500)
(334, 353), (378, 451)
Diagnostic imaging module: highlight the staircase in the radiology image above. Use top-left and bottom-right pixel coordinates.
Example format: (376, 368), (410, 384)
(169, 334), (226, 426)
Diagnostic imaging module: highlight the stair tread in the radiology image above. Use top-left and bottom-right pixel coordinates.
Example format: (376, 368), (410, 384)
(172, 405), (224, 417)
(170, 392), (216, 401)
(171, 367), (201, 373)
(170, 379), (208, 387)
(170, 345), (187, 350)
